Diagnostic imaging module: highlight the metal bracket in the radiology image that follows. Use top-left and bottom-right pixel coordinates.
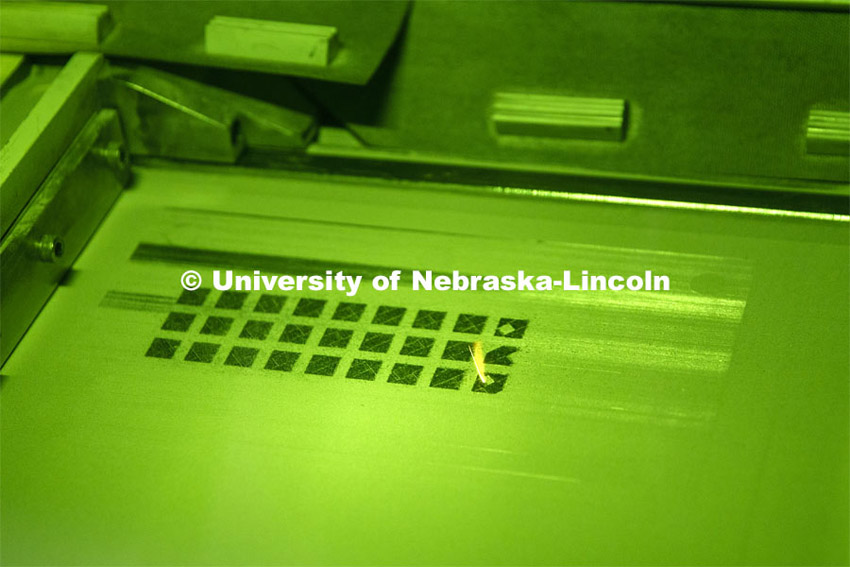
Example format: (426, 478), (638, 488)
(103, 66), (317, 163)
(0, 108), (129, 366)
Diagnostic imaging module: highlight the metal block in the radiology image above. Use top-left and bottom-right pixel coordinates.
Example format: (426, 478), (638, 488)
(490, 92), (628, 142)
(806, 109), (850, 156)
(0, 2), (113, 52)
(205, 16), (339, 67)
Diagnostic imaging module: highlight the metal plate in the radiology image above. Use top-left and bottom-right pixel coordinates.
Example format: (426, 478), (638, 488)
(0, 108), (128, 364)
(1, 165), (847, 564)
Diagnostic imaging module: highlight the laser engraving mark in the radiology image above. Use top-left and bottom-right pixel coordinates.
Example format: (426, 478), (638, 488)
(143, 291), (528, 396)
(430, 368), (465, 390)
(265, 350), (300, 372)
(225, 346), (259, 367)
(360, 332), (393, 353)
(485, 346), (519, 366)
(305, 354), (341, 376)
(347, 359), (382, 381)
(319, 328), (354, 348)
(399, 336), (434, 357)
(372, 306), (406, 326)
(453, 313), (487, 334)
(442, 340), (472, 361)
(279, 324), (312, 344)
(412, 310), (446, 330)
(240, 320), (273, 340)
(215, 291), (248, 310)
(161, 312), (195, 332)
(293, 298), (326, 318)
(472, 373), (508, 394)
(332, 302), (366, 322)
(494, 318), (529, 339)
(185, 342), (220, 363)
(177, 288), (210, 306)
(146, 338), (180, 359)
(254, 294), (286, 314)
(201, 316), (234, 336)
(388, 363), (422, 386)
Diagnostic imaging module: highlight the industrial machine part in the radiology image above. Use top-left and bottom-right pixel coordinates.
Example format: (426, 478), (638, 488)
(0, 2), (847, 565)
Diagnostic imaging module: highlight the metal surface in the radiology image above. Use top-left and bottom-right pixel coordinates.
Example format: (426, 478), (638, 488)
(0, 108), (128, 364)
(490, 93), (628, 142)
(0, 2), (114, 52)
(807, 109), (850, 156)
(106, 66), (318, 163)
(0, 52), (103, 237)
(652, 0), (850, 9)
(303, 2), (850, 186)
(0, 58), (61, 145)
(297, 143), (849, 215)
(0, 53), (26, 89)
(0, 1), (411, 84)
(205, 17), (339, 67)
(1, 165), (847, 565)
(0, 2), (847, 564)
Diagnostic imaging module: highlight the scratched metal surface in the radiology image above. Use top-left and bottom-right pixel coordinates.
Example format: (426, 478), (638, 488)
(2, 165), (847, 565)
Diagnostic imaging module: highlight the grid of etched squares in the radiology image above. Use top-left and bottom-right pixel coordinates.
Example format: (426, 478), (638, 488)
(146, 289), (528, 394)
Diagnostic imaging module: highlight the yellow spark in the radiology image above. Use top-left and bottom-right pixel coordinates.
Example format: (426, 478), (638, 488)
(468, 341), (489, 384)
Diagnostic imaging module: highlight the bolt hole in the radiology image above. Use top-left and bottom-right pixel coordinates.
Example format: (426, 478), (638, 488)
(53, 238), (64, 258)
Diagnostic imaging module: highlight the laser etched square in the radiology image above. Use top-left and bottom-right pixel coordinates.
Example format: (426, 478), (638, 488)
(372, 306), (405, 326)
(254, 294), (286, 314)
(400, 336), (434, 357)
(240, 320), (273, 340)
(346, 359), (381, 381)
(319, 328), (354, 348)
(177, 288), (210, 306)
(485, 345), (519, 366)
(161, 312), (195, 332)
(265, 350), (299, 371)
(305, 354), (340, 376)
(293, 298), (326, 317)
(471, 373), (508, 394)
(412, 310), (446, 330)
(185, 342), (220, 363)
(332, 302), (366, 322)
(442, 340), (472, 361)
(360, 332), (393, 353)
(430, 367), (465, 390)
(388, 363), (422, 385)
(200, 316), (234, 336)
(279, 324), (312, 344)
(146, 338), (180, 359)
(453, 314), (487, 334)
(494, 318), (529, 339)
(215, 291), (248, 310)
(225, 346), (259, 367)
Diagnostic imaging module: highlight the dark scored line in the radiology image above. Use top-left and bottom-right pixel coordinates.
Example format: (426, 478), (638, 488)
(132, 243), (419, 279)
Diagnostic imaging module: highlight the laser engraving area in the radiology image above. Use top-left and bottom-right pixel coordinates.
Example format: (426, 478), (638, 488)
(1, 166), (846, 565)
